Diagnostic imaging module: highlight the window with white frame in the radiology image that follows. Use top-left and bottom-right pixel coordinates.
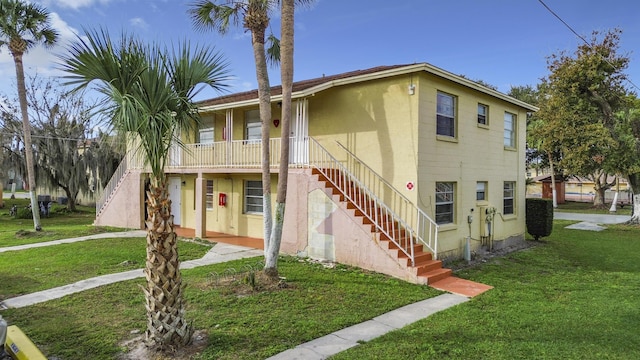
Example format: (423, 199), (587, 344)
(245, 109), (261, 141)
(476, 181), (487, 201)
(435, 182), (455, 224)
(478, 103), (488, 125)
(504, 112), (516, 147)
(503, 181), (515, 215)
(437, 92), (456, 137)
(244, 180), (263, 214)
(205, 180), (214, 210)
(198, 117), (214, 144)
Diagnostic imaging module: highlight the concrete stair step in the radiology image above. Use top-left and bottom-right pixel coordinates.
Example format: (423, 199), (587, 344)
(419, 267), (452, 285)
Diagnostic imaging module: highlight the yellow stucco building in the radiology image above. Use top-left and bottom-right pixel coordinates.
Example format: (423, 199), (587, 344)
(95, 63), (536, 284)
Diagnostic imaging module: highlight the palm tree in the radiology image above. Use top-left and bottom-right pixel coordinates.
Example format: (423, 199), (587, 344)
(0, 0), (58, 230)
(60, 29), (230, 350)
(265, 0), (294, 278)
(189, 0), (312, 278)
(189, 0), (276, 251)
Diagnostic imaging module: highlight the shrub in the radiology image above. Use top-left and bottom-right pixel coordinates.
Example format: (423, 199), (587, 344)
(526, 198), (554, 240)
(16, 206), (33, 219)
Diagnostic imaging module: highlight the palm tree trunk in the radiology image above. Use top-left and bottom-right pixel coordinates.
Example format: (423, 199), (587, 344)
(141, 175), (192, 349)
(13, 51), (41, 231)
(265, 0), (294, 278)
(250, 24), (273, 252)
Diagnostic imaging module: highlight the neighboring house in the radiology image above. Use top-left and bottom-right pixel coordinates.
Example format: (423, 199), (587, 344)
(95, 63), (536, 284)
(529, 174), (632, 205)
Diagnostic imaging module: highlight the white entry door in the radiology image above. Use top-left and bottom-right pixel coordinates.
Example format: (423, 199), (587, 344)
(168, 177), (182, 225)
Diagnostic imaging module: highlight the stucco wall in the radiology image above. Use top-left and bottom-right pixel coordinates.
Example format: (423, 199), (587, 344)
(281, 170), (420, 283)
(94, 171), (144, 229)
(416, 73), (527, 257)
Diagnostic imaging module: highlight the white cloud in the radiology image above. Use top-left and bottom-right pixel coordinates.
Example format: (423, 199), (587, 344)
(39, 0), (112, 10)
(129, 17), (149, 30)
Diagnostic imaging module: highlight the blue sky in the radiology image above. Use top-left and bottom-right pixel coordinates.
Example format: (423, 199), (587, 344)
(1, 0), (640, 102)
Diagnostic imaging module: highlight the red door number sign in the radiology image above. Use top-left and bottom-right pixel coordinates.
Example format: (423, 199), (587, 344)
(406, 181), (414, 191)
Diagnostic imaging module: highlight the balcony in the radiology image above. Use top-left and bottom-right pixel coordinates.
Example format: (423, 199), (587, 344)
(127, 138), (309, 172)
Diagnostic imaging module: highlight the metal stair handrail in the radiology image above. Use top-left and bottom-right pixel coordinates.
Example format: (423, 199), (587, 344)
(308, 138), (439, 263)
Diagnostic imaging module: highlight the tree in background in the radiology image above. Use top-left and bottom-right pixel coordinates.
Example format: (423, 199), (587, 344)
(0, 0), (58, 230)
(60, 29), (230, 350)
(532, 29), (631, 208)
(613, 97), (640, 223)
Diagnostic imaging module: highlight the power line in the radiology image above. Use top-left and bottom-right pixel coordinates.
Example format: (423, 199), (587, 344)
(537, 0), (640, 93)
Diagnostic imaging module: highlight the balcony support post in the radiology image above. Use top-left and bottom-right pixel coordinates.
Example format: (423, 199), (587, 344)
(195, 174), (206, 238)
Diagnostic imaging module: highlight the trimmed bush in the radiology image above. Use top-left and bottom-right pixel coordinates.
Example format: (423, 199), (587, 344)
(526, 198), (554, 240)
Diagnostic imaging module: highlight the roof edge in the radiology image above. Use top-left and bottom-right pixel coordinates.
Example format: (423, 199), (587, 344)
(198, 63), (539, 112)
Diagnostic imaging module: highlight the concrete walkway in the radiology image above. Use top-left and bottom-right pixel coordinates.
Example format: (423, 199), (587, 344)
(267, 293), (468, 360)
(0, 230), (147, 253)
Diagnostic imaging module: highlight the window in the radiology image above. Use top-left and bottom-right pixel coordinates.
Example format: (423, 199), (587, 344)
(437, 92), (456, 137)
(476, 181), (487, 201)
(503, 181), (515, 215)
(504, 112), (516, 147)
(244, 180), (263, 214)
(198, 117), (214, 144)
(245, 109), (261, 141)
(205, 180), (214, 210)
(435, 182), (455, 224)
(478, 104), (488, 125)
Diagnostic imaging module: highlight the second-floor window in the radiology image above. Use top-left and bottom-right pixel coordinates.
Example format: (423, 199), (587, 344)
(199, 118), (214, 144)
(478, 104), (488, 125)
(245, 109), (261, 141)
(437, 92), (456, 137)
(504, 112), (516, 148)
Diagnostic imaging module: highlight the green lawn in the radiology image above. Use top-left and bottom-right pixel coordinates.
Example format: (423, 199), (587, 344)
(0, 237), (211, 300)
(332, 220), (640, 359)
(0, 199), (127, 247)
(1, 257), (441, 359)
(3, 214), (639, 359)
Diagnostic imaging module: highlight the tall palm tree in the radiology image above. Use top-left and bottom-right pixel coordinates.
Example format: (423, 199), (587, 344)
(266, 0), (294, 278)
(189, 0), (312, 277)
(0, 0), (58, 230)
(60, 29), (230, 350)
(189, 0), (275, 251)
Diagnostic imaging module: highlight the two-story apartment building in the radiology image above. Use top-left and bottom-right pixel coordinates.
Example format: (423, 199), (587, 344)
(95, 63), (536, 284)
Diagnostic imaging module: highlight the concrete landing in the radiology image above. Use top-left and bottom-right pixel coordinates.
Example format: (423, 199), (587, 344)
(565, 221), (607, 231)
(430, 276), (493, 298)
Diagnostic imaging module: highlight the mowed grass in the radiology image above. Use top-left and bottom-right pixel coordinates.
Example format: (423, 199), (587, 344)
(1, 257), (441, 359)
(0, 237), (212, 300)
(332, 220), (640, 360)
(0, 198), (126, 247)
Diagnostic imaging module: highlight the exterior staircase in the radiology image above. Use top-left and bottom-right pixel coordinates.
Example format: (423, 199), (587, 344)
(311, 167), (452, 285)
